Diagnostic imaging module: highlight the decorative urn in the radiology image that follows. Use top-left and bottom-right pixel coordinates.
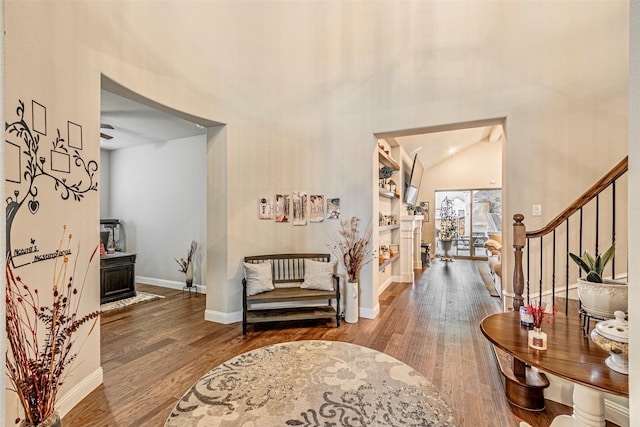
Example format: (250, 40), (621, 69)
(590, 310), (628, 375)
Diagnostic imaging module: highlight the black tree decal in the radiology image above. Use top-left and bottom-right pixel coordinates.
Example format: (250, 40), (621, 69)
(5, 99), (98, 267)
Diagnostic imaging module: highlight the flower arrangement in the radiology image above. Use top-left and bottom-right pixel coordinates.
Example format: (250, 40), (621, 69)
(5, 226), (101, 426)
(328, 216), (372, 283)
(525, 302), (558, 328)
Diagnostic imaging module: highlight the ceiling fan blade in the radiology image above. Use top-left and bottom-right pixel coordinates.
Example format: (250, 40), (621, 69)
(100, 132), (113, 140)
(100, 123), (114, 130)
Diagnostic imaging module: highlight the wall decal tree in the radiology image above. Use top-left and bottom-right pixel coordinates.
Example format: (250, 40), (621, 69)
(5, 99), (98, 267)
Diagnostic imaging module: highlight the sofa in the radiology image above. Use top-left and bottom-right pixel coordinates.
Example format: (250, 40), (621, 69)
(484, 233), (502, 286)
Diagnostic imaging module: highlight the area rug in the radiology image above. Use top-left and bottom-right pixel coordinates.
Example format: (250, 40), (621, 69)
(165, 340), (456, 427)
(100, 291), (164, 313)
(475, 261), (500, 298)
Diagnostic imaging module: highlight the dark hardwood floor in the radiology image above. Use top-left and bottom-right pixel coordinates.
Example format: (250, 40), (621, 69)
(63, 259), (612, 427)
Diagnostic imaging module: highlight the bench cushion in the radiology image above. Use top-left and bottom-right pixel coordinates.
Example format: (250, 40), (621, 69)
(247, 287), (336, 304)
(301, 259), (337, 291)
(244, 260), (274, 296)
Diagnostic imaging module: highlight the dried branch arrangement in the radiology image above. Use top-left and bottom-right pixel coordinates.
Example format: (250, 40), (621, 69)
(174, 240), (198, 274)
(5, 226), (101, 426)
(328, 216), (372, 283)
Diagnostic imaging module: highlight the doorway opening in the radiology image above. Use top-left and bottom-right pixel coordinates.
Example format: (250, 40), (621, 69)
(434, 189), (502, 260)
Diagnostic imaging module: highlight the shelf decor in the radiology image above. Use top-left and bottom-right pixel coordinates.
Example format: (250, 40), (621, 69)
(379, 165), (394, 190)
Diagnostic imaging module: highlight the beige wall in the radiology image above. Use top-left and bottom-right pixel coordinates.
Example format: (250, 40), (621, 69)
(419, 138), (503, 248)
(2, 1), (633, 422)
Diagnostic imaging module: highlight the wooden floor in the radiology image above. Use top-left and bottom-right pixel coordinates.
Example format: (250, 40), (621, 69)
(63, 260), (612, 427)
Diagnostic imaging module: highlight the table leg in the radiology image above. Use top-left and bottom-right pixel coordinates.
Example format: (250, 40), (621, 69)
(549, 384), (605, 427)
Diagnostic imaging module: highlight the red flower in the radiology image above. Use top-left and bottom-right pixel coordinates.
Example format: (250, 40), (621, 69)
(525, 303), (557, 328)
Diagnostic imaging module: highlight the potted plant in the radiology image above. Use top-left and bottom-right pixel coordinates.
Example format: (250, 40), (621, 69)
(569, 244), (627, 319)
(438, 198), (458, 260)
(379, 166), (394, 190)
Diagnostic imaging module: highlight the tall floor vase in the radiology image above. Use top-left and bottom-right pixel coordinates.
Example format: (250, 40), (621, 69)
(345, 280), (359, 323)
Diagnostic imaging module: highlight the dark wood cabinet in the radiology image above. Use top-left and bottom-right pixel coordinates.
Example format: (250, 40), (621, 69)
(100, 252), (136, 304)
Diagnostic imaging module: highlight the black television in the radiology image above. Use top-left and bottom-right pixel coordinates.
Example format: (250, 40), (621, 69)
(404, 154), (424, 205)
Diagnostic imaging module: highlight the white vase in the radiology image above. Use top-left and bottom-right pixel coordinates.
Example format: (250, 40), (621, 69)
(578, 278), (627, 319)
(345, 280), (359, 323)
(440, 240), (453, 258)
(185, 262), (194, 287)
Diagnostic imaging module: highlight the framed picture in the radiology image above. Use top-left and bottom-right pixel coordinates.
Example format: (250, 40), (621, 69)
(327, 198), (340, 219)
(420, 201), (430, 222)
(258, 197), (274, 219)
(292, 191), (307, 226)
(310, 195), (324, 222)
(275, 194), (290, 223)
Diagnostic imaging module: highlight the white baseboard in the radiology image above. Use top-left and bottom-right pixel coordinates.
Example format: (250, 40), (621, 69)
(56, 367), (103, 418)
(136, 275), (207, 294)
(378, 276), (394, 295)
(360, 304), (380, 319)
(605, 398), (630, 427)
(205, 309), (242, 324)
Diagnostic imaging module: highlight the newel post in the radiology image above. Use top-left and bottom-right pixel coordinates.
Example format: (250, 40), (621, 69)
(512, 214), (526, 310)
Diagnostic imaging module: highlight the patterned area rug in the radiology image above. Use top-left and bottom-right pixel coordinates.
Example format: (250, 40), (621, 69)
(165, 340), (456, 427)
(100, 291), (164, 313)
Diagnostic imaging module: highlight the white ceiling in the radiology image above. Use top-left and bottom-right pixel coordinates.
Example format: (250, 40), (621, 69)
(100, 90), (207, 150)
(390, 124), (504, 170)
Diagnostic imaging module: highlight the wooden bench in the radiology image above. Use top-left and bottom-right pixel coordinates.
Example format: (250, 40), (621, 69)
(242, 253), (341, 335)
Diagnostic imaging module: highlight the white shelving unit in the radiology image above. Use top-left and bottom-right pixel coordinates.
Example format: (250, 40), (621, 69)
(377, 144), (402, 291)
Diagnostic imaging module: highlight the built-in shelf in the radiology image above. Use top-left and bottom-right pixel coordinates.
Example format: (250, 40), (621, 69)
(379, 224), (400, 232)
(378, 253), (400, 271)
(379, 188), (400, 199)
(378, 148), (400, 170)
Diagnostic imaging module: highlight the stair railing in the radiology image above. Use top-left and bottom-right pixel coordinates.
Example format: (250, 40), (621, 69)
(511, 156), (628, 315)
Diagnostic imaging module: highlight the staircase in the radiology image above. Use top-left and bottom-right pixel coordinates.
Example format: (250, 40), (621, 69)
(495, 157), (629, 421)
(511, 156), (628, 317)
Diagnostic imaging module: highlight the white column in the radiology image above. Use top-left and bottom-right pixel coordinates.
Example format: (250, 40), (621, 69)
(413, 220), (423, 269)
(549, 384), (606, 427)
(400, 215), (424, 283)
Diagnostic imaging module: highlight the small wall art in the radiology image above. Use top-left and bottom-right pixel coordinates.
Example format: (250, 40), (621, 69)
(327, 198), (340, 219)
(258, 197), (274, 219)
(292, 191), (307, 226)
(275, 194), (290, 223)
(309, 195), (324, 222)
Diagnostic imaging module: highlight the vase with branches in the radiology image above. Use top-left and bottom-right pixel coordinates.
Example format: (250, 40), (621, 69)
(328, 217), (372, 323)
(5, 226), (101, 426)
(175, 241), (197, 287)
(328, 217), (372, 283)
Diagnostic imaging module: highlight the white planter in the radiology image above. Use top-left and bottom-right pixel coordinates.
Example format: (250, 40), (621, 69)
(440, 240), (453, 257)
(345, 281), (359, 323)
(578, 278), (628, 319)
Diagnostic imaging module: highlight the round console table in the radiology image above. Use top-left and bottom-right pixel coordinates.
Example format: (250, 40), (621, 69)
(480, 311), (627, 427)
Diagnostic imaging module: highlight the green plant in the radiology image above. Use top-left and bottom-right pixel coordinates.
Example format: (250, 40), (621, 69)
(379, 166), (394, 180)
(568, 244), (616, 283)
(438, 197), (458, 241)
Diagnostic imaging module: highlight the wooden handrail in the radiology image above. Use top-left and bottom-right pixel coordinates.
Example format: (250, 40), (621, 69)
(525, 156), (628, 239)
(511, 156), (628, 310)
